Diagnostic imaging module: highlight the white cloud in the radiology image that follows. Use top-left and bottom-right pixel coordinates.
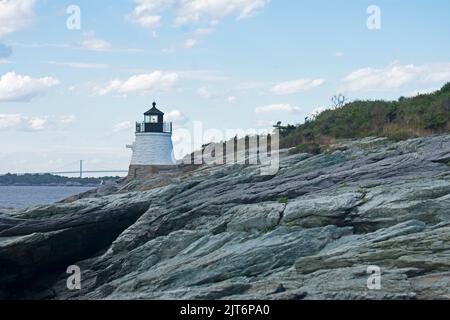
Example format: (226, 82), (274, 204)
(114, 121), (133, 132)
(129, 0), (169, 28)
(0, 114), (76, 131)
(174, 0), (270, 25)
(184, 38), (197, 49)
(270, 78), (325, 95)
(0, 113), (22, 129)
(79, 32), (112, 51)
(129, 0), (269, 28)
(28, 117), (48, 131)
(335, 52), (345, 58)
(0, 0), (36, 37)
(46, 61), (110, 69)
(341, 62), (450, 92)
(0, 72), (60, 102)
(134, 15), (161, 28)
(165, 110), (188, 125)
(255, 103), (301, 114)
(93, 71), (179, 96)
(59, 115), (77, 126)
(11, 41), (144, 54)
(81, 37), (111, 51)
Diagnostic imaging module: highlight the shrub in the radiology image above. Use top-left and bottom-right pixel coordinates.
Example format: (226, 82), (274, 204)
(289, 142), (321, 155)
(277, 196), (289, 204)
(386, 131), (417, 142)
(279, 82), (450, 149)
(262, 226), (275, 233)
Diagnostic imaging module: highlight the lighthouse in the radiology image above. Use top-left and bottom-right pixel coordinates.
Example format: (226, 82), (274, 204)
(127, 102), (176, 179)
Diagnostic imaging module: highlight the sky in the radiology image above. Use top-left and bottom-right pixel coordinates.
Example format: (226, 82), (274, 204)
(0, 0), (449, 175)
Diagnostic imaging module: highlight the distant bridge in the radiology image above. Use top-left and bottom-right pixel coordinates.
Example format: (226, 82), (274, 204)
(15, 161), (128, 178)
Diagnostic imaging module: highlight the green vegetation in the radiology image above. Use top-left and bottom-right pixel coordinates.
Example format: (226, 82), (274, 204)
(0, 173), (120, 186)
(277, 196), (289, 204)
(386, 131), (418, 142)
(357, 187), (368, 195)
(262, 226), (275, 233)
(286, 222), (298, 228)
(280, 83), (450, 149)
(288, 142), (321, 155)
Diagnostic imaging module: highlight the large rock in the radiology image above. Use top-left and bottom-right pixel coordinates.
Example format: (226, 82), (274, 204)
(0, 134), (449, 299)
(281, 192), (364, 228)
(0, 193), (151, 297)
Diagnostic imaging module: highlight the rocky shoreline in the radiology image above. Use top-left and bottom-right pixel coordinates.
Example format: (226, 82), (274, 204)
(0, 135), (449, 299)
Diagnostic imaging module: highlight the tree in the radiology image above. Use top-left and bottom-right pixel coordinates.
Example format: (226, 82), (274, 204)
(331, 94), (347, 108)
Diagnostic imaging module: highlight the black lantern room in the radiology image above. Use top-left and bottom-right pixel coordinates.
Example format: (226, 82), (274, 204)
(136, 102), (172, 133)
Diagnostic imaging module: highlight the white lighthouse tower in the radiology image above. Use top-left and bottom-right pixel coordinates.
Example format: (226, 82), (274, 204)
(127, 102), (176, 178)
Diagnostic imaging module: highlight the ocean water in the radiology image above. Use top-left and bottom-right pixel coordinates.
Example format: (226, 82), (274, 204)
(0, 186), (94, 209)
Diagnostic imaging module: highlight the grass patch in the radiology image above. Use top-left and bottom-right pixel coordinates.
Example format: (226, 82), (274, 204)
(385, 131), (418, 142)
(277, 196), (289, 204)
(261, 226), (275, 233)
(286, 222), (298, 228)
(357, 187), (368, 195)
(289, 142), (321, 155)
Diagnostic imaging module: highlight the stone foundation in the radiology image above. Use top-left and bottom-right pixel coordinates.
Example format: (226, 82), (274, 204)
(127, 164), (177, 180)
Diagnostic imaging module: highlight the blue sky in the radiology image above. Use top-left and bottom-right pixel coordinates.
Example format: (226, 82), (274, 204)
(0, 0), (449, 175)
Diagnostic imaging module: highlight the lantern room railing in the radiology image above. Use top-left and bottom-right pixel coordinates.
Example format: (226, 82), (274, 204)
(136, 121), (172, 134)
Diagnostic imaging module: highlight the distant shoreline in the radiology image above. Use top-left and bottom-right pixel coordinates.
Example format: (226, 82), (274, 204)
(0, 173), (122, 188)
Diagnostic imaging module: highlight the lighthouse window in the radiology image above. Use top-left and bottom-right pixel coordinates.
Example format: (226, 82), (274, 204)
(150, 115), (158, 123)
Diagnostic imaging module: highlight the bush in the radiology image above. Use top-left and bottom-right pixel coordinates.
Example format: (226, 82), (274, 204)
(385, 131), (417, 142)
(280, 82), (450, 149)
(289, 142), (321, 155)
(440, 82), (450, 93)
(277, 197), (289, 204)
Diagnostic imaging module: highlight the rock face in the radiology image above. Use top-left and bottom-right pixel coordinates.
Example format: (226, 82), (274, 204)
(0, 135), (449, 299)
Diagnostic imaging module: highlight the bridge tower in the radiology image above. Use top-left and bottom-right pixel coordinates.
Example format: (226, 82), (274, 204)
(126, 102), (176, 179)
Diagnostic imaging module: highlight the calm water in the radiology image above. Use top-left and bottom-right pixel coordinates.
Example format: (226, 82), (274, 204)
(0, 186), (94, 209)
